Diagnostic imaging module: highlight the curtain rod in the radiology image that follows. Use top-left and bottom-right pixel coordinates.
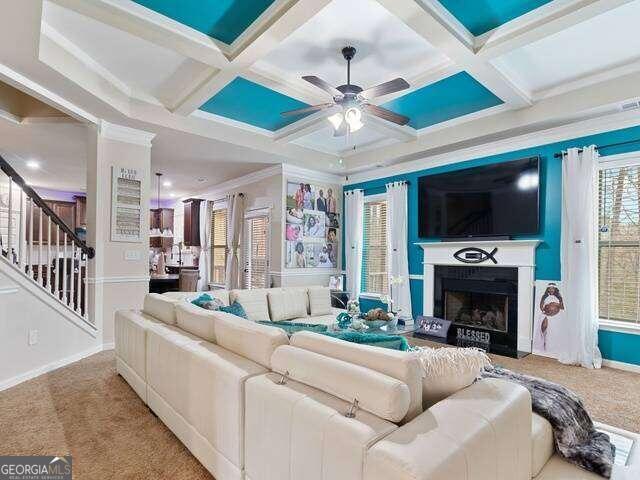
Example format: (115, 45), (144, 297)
(554, 139), (640, 158)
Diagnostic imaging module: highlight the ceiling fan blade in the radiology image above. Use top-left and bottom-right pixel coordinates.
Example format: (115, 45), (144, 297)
(281, 103), (334, 117)
(360, 78), (410, 100)
(363, 104), (410, 126)
(333, 121), (348, 137)
(302, 75), (343, 98)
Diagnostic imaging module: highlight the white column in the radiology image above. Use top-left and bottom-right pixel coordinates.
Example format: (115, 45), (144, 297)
(86, 121), (154, 345)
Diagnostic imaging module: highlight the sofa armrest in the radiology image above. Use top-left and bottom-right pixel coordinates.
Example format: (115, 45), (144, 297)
(364, 378), (532, 480)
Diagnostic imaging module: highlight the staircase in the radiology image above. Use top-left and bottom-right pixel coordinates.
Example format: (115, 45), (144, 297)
(0, 154), (95, 326)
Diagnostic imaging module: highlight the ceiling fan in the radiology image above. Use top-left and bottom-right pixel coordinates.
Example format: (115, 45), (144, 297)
(281, 46), (411, 137)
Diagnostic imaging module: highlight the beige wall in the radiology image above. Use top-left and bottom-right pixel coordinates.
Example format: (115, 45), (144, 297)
(86, 123), (152, 344)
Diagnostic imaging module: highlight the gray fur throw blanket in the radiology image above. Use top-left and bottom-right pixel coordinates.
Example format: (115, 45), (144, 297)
(482, 366), (615, 478)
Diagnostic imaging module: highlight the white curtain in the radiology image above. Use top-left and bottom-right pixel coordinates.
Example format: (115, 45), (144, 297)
(558, 146), (602, 369)
(197, 201), (211, 291)
(225, 193), (245, 290)
(386, 181), (412, 319)
(345, 189), (364, 300)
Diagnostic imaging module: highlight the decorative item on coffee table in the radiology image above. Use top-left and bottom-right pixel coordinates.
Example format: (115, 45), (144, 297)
(363, 308), (396, 331)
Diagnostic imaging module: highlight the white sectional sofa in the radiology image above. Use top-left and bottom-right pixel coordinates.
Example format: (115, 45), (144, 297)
(114, 288), (637, 480)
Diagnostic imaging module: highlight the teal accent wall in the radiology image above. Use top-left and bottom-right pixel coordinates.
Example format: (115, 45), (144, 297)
(438, 0), (554, 36)
(382, 72), (503, 130)
(599, 330), (640, 365)
(345, 123), (640, 364)
(132, 0), (275, 44)
(199, 77), (310, 131)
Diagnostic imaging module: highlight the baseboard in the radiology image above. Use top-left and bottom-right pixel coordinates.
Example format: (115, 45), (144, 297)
(0, 342), (114, 392)
(102, 342), (115, 351)
(602, 358), (640, 374)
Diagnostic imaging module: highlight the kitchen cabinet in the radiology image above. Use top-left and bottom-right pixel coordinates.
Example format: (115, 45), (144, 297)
(149, 208), (174, 250)
(182, 198), (202, 247)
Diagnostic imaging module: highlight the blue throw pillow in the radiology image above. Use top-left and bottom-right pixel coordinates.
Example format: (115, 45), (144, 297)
(219, 301), (248, 319)
(191, 293), (213, 308)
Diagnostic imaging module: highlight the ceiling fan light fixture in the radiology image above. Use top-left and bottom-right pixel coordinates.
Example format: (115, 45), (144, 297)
(344, 107), (363, 133)
(327, 112), (344, 130)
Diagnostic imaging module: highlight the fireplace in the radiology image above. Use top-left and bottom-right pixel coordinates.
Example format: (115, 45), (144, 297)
(434, 265), (519, 357)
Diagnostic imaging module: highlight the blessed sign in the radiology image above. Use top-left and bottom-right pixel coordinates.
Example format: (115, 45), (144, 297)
(111, 166), (142, 242)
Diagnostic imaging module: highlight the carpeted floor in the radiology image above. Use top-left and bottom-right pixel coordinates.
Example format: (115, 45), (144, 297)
(0, 349), (638, 479)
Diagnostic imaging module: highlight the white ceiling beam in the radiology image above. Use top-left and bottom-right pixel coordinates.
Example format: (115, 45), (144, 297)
(48, 0), (230, 69)
(273, 106), (339, 143)
(0, 108), (22, 125)
(344, 69), (640, 170)
(169, 0), (333, 117)
(476, 0), (637, 60)
(364, 114), (417, 142)
(376, 0), (532, 108)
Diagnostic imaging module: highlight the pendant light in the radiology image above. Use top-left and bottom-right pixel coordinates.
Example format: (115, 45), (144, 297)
(151, 172), (173, 238)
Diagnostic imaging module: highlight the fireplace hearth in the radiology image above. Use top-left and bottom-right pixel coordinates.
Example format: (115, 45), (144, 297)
(434, 265), (519, 357)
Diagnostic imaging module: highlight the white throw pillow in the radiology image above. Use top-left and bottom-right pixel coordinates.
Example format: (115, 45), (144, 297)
(308, 287), (332, 316)
(418, 347), (491, 408)
(267, 289), (307, 321)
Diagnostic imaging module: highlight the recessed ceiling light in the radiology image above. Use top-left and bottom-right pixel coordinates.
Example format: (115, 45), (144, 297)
(169, 192), (176, 198)
(26, 160), (40, 170)
(162, 180), (172, 187)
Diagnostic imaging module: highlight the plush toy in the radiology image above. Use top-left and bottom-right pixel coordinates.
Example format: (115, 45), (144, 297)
(365, 308), (392, 322)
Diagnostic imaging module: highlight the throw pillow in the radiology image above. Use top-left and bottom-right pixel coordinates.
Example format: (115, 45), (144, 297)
(191, 293), (213, 308)
(308, 287), (332, 316)
(418, 346), (491, 408)
(267, 290), (307, 321)
(219, 301), (248, 319)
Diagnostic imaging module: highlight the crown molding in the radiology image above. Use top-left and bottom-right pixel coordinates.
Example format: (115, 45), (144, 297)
(196, 164), (283, 200)
(282, 163), (346, 185)
(345, 109), (640, 184)
(98, 120), (156, 147)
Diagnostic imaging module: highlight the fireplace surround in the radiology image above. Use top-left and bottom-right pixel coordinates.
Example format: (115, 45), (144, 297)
(434, 265), (519, 357)
(416, 240), (540, 356)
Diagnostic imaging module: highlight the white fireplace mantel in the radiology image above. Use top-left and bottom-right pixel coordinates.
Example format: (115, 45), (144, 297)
(415, 240), (541, 353)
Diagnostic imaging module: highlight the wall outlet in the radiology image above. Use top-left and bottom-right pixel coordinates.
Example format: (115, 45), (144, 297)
(124, 250), (142, 261)
(28, 329), (38, 346)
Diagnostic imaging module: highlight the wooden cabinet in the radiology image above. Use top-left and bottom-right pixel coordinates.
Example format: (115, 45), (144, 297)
(26, 200), (75, 244)
(74, 195), (86, 228)
(182, 199), (202, 247)
(25, 196), (86, 245)
(150, 208), (174, 250)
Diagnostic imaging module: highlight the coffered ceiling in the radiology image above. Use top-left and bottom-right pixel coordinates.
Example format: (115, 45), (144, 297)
(2, 0), (640, 181)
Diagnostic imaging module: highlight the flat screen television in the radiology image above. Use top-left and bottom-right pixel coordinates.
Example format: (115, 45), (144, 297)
(418, 157), (540, 238)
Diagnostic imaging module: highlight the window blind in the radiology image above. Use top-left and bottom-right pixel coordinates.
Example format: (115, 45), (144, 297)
(362, 200), (388, 295)
(243, 216), (269, 289)
(210, 208), (227, 286)
(598, 164), (640, 323)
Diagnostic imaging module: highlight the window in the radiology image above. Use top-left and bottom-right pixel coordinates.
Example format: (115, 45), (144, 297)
(243, 215), (269, 289)
(362, 198), (388, 295)
(210, 208), (227, 286)
(598, 161), (640, 324)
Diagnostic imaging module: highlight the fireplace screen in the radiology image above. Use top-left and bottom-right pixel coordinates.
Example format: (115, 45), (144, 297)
(444, 290), (509, 333)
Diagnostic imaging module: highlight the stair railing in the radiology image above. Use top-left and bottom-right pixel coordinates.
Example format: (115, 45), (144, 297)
(0, 154), (95, 324)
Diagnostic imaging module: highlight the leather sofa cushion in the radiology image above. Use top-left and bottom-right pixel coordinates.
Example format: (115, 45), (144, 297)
(364, 378), (532, 480)
(215, 315), (289, 368)
(115, 309), (160, 381)
(271, 345), (411, 423)
(142, 293), (178, 325)
(229, 289), (270, 321)
(532, 413), (555, 477)
(307, 287), (332, 316)
(267, 289), (308, 321)
(145, 322), (266, 469)
(163, 289), (230, 306)
(175, 303), (220, 342)
(290, 331), (424, 422)
(245, 373), (397, 480)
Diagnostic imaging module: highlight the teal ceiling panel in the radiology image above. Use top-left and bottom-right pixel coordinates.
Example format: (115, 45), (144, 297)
(438, 0), (553, 36)
(133, 0), (275, 44)
(382, 72), (503, 130)
(199, 77), (311, 131)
